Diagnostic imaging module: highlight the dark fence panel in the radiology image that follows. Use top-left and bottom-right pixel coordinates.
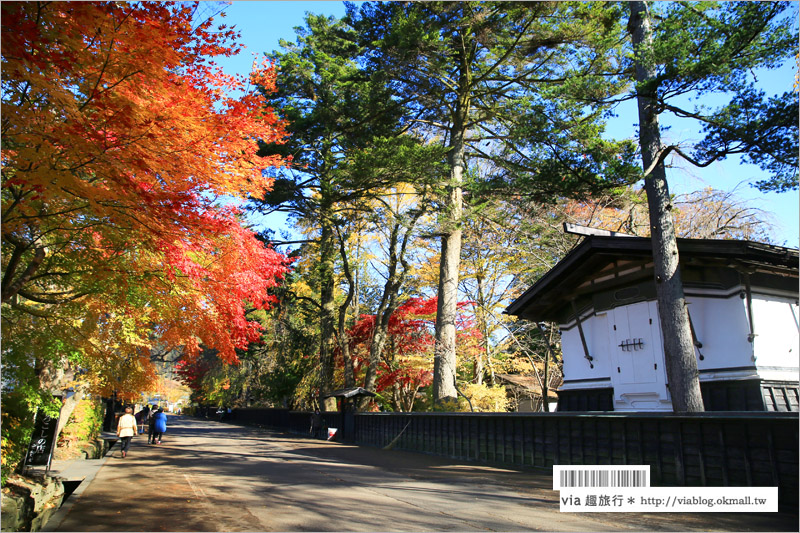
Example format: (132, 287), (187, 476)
(351, 412), (798, 508)
(232, 407), (291, 428)
(197, 407), (343, 439)
(199, 408), (798, 508)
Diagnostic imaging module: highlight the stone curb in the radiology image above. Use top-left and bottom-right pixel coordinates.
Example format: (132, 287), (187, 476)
(39, 439), (119, 532)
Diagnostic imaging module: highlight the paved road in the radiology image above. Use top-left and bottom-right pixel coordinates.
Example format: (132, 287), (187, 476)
(50, 415), (797, 532)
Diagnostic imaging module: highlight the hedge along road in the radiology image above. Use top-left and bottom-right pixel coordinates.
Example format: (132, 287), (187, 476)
(51, 415), (795, 532)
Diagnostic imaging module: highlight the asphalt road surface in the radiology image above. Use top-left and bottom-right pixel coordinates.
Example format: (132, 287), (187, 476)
(52, 415), (797, 532)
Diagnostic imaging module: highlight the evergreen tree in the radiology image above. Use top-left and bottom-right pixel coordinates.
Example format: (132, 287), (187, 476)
(252, 14), (443, 409)
(347, 1), (639, 404)
(625, 1), (797, 411)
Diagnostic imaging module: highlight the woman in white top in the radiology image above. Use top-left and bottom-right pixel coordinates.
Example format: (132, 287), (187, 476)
(116, 406), (137, 458)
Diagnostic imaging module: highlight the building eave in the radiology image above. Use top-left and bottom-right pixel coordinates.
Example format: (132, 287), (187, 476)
(506, 236), (798, 322)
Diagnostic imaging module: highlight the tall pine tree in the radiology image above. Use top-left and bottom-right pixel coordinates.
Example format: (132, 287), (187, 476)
(348, 1), (639, 404)
(625, 1), (797, 411)
(252, 14), (443, 409)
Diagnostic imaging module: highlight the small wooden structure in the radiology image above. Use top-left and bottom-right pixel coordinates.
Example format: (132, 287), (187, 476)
(506, 236), (799, 412)
(494, 373), (559, 412)
(324, 387), (377, 440)
(325, 387), (377, 400)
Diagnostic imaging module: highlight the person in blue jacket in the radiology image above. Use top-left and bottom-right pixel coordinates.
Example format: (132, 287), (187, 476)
(152, 408), (167, 444)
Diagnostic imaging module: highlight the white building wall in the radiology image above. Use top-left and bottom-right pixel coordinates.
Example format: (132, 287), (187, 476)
(685, 294), (755, 378)
(559, 328), (581, 385)
(558, 290), (798, 409)
(559, 310), (612, 389)
(752, 295), (800, 381)
(588, 311), (612, 377)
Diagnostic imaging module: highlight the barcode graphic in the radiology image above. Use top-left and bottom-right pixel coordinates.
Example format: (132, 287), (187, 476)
(555, 468), (649, 489)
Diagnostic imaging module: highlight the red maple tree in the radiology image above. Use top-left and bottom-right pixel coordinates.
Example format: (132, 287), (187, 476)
(343, 297), (482, 411)
(2, 1), (290, 404)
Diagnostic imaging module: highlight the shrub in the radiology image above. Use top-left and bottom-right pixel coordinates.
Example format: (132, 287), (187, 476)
(458, 383), (510, 412)
(1, 391), (60, 487)
(57, 397), (104, 458)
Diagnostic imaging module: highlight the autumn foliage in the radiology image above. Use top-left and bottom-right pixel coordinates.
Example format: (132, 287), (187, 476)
(341, 297), (483, 411)
(174, 357), (214, 403)
(1, 0), (289, 446)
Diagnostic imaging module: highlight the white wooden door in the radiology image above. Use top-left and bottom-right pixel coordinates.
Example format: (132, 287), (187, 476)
(608, 301), (669, 408)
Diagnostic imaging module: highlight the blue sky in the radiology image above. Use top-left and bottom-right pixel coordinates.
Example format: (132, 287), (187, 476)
(215, 1), (798, 247)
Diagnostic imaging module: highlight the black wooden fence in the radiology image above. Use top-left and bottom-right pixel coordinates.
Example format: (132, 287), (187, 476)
(194, 407), (798, 508)
(194, 405), (344, 436)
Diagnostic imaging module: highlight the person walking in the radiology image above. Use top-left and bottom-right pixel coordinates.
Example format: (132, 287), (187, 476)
(116, 406), (137, 458)
(310, 409), (322, 439)
(152, 408), (167, 444)
(136, 404), (151, 434)
(148, 406), (158, 444)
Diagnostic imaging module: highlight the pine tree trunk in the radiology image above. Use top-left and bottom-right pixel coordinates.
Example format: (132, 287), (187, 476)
(362, 327), (389, 398)
(336, 232), (357, 391)
(433, 64), (468, 406)
(346, 246), (361, 388)
(318, 217), (338, 412)
(433, 175), (463, 405)
(473, 275), (487, 385)
(628, 1), (704, 412)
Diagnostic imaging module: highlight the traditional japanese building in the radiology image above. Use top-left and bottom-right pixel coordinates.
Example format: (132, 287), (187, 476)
(506, 234), (799, 412)
(494, 373), (559, 412)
